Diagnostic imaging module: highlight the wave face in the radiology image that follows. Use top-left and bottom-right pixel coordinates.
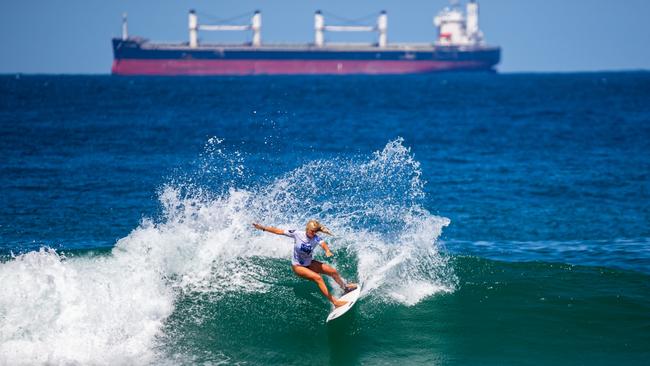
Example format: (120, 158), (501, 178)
(0, 139), (454, 365)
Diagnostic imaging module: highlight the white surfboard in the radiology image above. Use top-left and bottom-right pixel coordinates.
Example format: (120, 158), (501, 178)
(326, 285), (362, 322)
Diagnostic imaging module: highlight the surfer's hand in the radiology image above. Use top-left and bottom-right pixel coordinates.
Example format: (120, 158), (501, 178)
(325, 250), (333, 257)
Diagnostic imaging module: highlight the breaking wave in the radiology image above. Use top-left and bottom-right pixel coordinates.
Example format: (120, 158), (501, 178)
(0, 138), (453, 365)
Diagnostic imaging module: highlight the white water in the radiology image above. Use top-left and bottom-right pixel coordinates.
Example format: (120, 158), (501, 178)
(0, 138), (454, 365)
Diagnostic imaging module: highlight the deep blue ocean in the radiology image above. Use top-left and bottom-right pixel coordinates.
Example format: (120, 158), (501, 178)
(1, 73), (649, 365)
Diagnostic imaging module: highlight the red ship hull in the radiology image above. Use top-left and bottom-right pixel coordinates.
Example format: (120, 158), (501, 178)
(112, 59), (492, 76)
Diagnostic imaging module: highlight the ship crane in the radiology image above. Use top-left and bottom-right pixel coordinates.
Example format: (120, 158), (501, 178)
(121, 13), (128, 40)
(314, 10), (388, 48)
(189, 10), (262, 48)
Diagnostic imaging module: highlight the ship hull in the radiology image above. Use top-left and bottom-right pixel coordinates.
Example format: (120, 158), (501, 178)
(112, 39), (500, 76)
(112, 59), (494, 75)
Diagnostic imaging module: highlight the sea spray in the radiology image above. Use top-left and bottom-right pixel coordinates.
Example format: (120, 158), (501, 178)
(0, 138), (454, 365)
(0, 248), (173, 365)
(247, 137), (455, 304)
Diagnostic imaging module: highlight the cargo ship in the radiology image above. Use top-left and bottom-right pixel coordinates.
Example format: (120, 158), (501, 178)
(111, 0), (500, 76)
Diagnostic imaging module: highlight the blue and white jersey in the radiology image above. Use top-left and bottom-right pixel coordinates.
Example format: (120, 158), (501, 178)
(283, 229), (324, 266)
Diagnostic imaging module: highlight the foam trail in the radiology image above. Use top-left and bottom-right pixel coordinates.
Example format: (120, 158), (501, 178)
(0, 138), (454, 365)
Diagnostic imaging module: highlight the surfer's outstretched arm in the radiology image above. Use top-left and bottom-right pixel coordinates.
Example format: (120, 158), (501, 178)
(320, 241), (334, 257)
(252, 223), (285, 235)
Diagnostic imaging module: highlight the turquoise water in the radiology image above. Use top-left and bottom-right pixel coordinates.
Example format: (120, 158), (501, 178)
(1, 73), (649, 365)
(160, 257), (649, 365)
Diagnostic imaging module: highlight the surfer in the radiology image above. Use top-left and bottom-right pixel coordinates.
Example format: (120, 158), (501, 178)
(252, 220), (357, 307)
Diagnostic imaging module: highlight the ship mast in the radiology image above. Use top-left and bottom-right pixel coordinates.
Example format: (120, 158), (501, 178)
(121, 13), (128, 40)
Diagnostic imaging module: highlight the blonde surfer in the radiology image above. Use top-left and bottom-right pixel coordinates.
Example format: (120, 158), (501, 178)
(252, 220), (357, 307)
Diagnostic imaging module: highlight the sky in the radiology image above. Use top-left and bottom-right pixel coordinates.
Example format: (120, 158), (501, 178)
(0, 0), (648, 73)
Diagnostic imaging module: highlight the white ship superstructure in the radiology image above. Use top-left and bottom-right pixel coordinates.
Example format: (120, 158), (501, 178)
(434, 0), (484, 46)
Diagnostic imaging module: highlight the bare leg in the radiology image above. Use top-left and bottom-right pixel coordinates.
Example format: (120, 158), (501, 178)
(292, 264), (347, 307)
(308, 261), (357, 291)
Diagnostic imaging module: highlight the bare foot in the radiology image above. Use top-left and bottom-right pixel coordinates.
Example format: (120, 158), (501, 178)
(333, 299), (348, 308)
(343, 283), (358, 293)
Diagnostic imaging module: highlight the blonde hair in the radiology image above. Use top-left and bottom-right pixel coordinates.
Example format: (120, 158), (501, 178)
(306, 219), (333, 236)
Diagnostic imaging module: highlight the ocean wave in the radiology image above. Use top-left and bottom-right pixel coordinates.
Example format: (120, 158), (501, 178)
(0, 138), (453, 365)
(444, 237), (650, 273)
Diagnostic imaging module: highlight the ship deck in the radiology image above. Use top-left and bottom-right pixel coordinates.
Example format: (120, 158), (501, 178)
(132, 39), (499, 53)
